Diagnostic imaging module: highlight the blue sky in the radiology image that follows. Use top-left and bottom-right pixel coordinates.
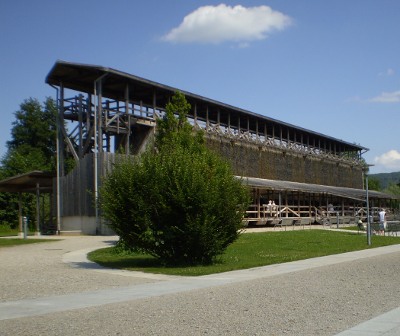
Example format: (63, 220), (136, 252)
(1, 0), (399, 174)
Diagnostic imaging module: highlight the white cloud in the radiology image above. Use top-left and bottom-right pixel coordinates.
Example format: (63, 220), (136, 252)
(374, 150), (400, 171)
(345, 95), (362, 103)
(162, 4), (292, 44)
(369, 90), (400, 103)
(378, 68), (395, 77)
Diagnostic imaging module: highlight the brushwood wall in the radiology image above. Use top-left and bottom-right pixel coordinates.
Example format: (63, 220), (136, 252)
(205, 135), (363, 189)
(58, 133), (363, 219)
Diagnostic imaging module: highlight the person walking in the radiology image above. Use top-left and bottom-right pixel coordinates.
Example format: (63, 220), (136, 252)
(378, 208), (387, 235)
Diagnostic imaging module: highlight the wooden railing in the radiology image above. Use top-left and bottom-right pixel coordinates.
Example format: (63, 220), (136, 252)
(244, 204), (400, 227)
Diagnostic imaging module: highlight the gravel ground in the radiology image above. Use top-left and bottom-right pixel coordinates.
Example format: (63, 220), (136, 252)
(1, 236), (400, 335)
(0, 236), (158, 302)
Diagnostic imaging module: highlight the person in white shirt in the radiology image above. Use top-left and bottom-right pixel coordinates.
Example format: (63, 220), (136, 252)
(378, 209), (386, 235)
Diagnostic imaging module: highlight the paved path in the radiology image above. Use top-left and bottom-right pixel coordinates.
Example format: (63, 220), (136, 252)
(1, 235), (400, 335)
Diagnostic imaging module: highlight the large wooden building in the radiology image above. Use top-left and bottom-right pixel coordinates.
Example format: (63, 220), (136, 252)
(45, 60), (396, 234)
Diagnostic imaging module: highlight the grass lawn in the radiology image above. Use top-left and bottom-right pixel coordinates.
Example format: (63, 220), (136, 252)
(0, 226), (20, 237)
(0, 238), (56, 247)
(0, 224), (59, 247)
(0, 225), (38, 237)
(88, 230), (400, 276)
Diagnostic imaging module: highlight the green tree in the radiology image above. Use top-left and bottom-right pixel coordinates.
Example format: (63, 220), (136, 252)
(100, 91), (250, 265)
(0, 97), (58, 229)
(384, 183), (400, 211)
(156, 91), (196, 147)
(368, 177), (381, 191)
(3, 97), (57, 175)
(384, 183), (400, 196)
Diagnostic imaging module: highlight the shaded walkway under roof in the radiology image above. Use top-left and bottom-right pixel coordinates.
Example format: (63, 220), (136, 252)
(0, 171), (55, 234)
(240, 176), (397, 202)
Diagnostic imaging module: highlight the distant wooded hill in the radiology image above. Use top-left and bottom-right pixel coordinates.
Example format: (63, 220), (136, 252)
(370, 171), (400, 189)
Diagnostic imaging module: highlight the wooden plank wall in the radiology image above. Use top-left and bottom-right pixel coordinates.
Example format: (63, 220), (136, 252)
(60, 153), (117, 217)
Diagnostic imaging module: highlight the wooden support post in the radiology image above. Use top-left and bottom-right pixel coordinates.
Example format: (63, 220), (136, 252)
(342, 199), (345, 216)
(257, 189), (261, 222)
(125, 84), (130, 155)
(256, 120), (259, 137)
(264, 123), (267, 140)
(285, 192), (288, 217)
(36, 183), (40, 235)
(59, 84), (65, 176)
(18, 193), (22, 236)
(194, 104), (197, 126)
(298, 191), (300, 216)
(78, 94), (83, 158)
(278, 192), (282, 218)
(98, 82), (103, 154)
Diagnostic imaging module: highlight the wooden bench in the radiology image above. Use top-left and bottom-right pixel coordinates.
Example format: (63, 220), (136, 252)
(342, 217), (351, 225)
(357, 222), (398, 236)
(272, 218), (283, 229)
(300, 217), (312, 229)
(274, 218), (295, 230)
(357, 222), (375, 234)
(292, 218), (301, 227)
(386, 221), (400, 236)
(276, 217), (302, 229)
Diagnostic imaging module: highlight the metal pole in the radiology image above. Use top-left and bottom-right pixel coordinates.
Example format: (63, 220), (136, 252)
(94, 74), (107, 235)
(336, 212), (339, 229)
(23, 216), (28, 239)
(51, 84), (62, 235)
(94, 82), (98, 234)
(36, 183), (40, 235)
(366, 174), (371, 245)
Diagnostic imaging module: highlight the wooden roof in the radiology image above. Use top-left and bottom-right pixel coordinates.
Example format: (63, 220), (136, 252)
(46, 60), (368, 154)
(241, 176), (398, 201)
(0, 171), (54, 193)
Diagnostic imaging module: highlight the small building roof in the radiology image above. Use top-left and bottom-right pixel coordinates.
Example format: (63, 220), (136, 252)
(0, 171), (54, 193)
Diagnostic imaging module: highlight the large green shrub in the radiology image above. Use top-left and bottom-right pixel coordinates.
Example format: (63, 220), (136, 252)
(100, 92), (249, 265)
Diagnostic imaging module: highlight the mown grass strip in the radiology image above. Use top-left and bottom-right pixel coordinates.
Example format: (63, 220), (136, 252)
(0, 238), (56, 247)
(0, 226), (20, 237)
(88, 230), (400, 276)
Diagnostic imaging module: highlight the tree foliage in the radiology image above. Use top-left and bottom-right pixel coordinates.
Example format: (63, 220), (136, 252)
(383, 183), (400, 210)
(156, 91), (192, 145)
(384, 183), (400, 196)
(2, 97), (57, 175)
(100, 91), (249, 265)
(368, 177), (381, 191)
(0, 97), (58, 228)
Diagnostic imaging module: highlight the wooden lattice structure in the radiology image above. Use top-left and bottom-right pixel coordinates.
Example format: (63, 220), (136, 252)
(45, 61), (396, 234)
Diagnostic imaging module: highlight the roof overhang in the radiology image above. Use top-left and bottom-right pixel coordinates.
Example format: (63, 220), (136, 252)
(46, 60), (368, 153)
(239, 176), (398, 201)
(0, 171), (55, 193)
